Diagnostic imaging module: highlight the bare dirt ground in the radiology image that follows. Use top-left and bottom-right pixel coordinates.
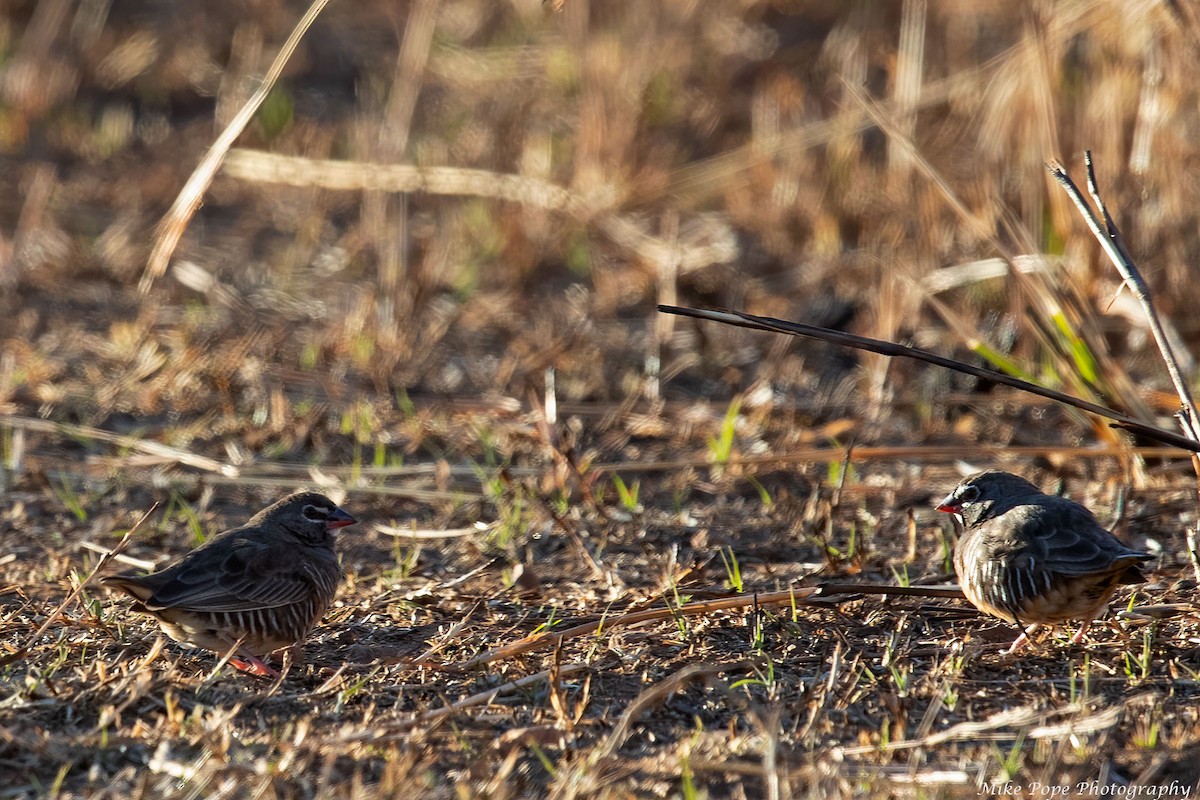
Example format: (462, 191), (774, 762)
(4, 1), (1200, 797)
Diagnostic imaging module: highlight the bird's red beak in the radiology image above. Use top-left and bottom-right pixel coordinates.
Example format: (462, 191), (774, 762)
(326, 507), (357, 529)
(935, 494), (960, 514)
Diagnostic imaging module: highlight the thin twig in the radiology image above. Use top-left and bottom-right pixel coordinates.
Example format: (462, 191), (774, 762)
(76, 541), (158, 572)
(341, 663), (590, 739)
(411, 601), (482, 664)
(595, 661), (752, 761)
(657, 304), (1200, 452)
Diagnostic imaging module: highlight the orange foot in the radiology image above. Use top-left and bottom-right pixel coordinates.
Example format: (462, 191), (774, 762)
(229, 654), (281, 679)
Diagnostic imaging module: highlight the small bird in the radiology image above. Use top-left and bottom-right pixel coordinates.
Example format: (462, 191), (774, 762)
(935, 470), (1151, 654)
(102, 492), (356, 677)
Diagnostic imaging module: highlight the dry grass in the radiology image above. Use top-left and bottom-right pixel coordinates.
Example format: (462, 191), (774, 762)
(3, 0), (1200, 796)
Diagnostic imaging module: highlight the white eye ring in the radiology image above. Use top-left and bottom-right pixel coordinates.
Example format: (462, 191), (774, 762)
(302, 504), (330, 522)
(958, 485), (980, 503)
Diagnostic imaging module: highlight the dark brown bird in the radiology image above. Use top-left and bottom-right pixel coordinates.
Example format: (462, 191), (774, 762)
(936, 470), (1151, 654)
(102, 492), (356, 677)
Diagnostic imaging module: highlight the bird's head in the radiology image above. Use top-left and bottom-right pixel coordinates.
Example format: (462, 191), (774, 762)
(935, 470), (1042, 528)
(254, 491), (357, 542)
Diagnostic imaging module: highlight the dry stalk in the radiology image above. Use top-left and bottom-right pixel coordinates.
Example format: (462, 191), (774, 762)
(220, 151), (738, 275)
(0, 503), (158, 668)
(594, 661), (753, 762)
(1, 414), (237, 476)
(834, 702), (1120, 757)
(347, 663), (590, 739)
(411, 601), (482, 664)
(222, 151), (591, 214)
(1049, 154), (1200, 575)
(1047, 155), (1200, 444)
(140, 0), (333, 292)
(1188, 530), (1200, 586)
(590, 444), (1189, 473)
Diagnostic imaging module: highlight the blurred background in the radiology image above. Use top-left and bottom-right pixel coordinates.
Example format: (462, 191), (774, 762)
(2, 0), (1199, 480)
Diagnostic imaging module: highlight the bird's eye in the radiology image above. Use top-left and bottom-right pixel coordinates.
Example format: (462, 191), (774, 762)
(302, 504), (330, 522)
(958, 485), (980, 503)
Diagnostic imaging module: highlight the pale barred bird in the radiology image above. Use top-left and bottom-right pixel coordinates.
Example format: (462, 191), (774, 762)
(936, 471), (1152, 654)
(102, 492), (356, 677)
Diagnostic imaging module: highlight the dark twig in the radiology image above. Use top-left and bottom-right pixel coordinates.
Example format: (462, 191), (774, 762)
(657, 305), (1200, 452)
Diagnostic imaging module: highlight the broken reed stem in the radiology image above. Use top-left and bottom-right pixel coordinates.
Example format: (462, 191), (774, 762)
(140, 0), (333, 292)
(1047, 154), (1200, 446)
(0, 504), (158, 667)
(457, 582), (965, 668)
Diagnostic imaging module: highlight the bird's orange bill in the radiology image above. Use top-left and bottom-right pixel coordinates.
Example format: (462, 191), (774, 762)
(326, 508), (356, 529)
(935, 496), (960, 513)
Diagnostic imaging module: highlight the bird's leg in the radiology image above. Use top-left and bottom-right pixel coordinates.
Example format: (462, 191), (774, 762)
(229, 653), (281, 679)
(1002, 623), (1043, 655)
(218, 635), (281, 678)
(1070, 610), (1105, 645)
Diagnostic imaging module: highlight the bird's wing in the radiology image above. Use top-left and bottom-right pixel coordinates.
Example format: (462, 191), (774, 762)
(131, 536), (335, 613)
(1014, 500), (1148, 577)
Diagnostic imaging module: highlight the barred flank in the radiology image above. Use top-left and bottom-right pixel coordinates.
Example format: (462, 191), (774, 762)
(206, 594), (329, 650)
